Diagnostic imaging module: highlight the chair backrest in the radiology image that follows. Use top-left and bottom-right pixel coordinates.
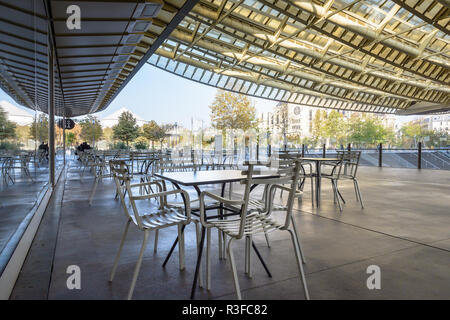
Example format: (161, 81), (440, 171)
(110, 160), (133, 220)
(336, 150), (361, 178)
(236, 159), (303, 238)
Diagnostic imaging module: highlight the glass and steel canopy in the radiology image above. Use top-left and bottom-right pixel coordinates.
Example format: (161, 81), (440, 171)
(0, 0), (449, 116)
(149, 0), (450, 114)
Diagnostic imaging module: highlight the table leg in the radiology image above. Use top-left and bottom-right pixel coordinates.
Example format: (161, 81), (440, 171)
(252, 241), (272, 278)
(190, 226), (205, 299)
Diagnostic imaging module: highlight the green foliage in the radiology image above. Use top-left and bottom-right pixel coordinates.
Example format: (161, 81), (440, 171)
(142, 120), (164, 148)
(0, 106), (17, 141)
(112, 111), (139, 146)
(142, 120), (173, 149)
(311, 110), (327, 145)
(79, 115), (102, 146)
(324, 110), (347, 145)
(347, 114), (394, 147)
(109, 141), (128, 150)
(66, 132), (76, 146)
(134, 136), (148, 150)
(209, 90), (258, 132)
(0, 141), (21, 150)
(29, 113), (48, 142)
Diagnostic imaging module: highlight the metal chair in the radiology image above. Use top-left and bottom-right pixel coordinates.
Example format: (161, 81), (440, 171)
(199, 160), (310, 300)
(321, 150), (364, 211)
(109, 166), (194, 300)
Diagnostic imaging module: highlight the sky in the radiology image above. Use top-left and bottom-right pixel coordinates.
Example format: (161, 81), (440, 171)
(1, 62), (417, 128)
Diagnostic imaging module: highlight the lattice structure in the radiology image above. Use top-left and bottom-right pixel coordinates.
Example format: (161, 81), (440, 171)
(149, 0), (450, 114)
(0, 0), (449, 116)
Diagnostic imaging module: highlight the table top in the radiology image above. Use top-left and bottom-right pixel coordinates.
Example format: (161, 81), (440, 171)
(299, 157), (340, 161)
(154, 169), (280, 186)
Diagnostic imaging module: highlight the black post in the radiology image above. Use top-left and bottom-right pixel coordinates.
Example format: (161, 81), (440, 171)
(256, 142), (259, 160)
(268, 144), (271, 157)
(48, 44), (55, 187)
(378, 143), (382, 167)
(301, 144), (305, 157)
(418, 142), (422, 169)
(322, 143), (326, 158)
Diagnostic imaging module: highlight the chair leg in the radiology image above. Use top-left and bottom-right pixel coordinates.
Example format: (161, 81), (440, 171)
(109, 219), (131, 282)
(247, 235), (253, 278)
(353, 179), (359, 202)
(153, 230), (159, 253)
(127, 229), (149, 300)
(310, 177), (314, 207)
(178, 224), (185, 271)
(218, 229), (223, 260)
(332, 180), (342, 212)
(331, 179), (337, 204)
(222, 233), (227, 260)
(264, 230), (271, 248)
(194, 223), (204, 288)
(336, 181), (346, 204)
(354, 179), (364, 209)
(206, 227), (211, 290)
(227, 238), (241, 300)
(88, 176), (99, 206)
(287, 229), (310, 300)
(290, 215), (306, 264)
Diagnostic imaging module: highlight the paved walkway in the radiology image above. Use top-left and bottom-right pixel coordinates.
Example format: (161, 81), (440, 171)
(10, 162), (450, 299)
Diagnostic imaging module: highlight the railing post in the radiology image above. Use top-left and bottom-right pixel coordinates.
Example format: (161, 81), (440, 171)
(256, 142), (259, 160)
(268, 144), (271, 157)
(302, 144), (305, 157)
(378, 143), (382, 167)
(418, 142), (422, 169)
(322, 143), (326, 158)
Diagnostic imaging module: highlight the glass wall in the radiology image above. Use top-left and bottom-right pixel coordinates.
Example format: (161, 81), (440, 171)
(0, 3), (53, 274)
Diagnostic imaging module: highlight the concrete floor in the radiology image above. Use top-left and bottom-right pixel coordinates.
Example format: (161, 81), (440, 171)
(10, 161), (450, 300)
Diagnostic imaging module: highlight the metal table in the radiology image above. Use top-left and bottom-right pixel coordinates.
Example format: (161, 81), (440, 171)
(298, 157), (340, 208)
(154, 169), (280, 299)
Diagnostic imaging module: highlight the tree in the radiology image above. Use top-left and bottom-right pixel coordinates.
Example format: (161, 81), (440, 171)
(29, 113), (48, 142)
(348, 114), (392, 148)
(311, 109), (327, 146)
(324, 110), (347, 147)
(66, 132), (76, 147)
(0, 106), (17, 141)
(112, 111), (139, 146)
(142, 120), (164, 149)
(209, 90), (258, 133)
(79, 115), (103, 147)
(134, 136), (148, 150)
(275, 102), (289, 148)
(158, 123), (174, 149)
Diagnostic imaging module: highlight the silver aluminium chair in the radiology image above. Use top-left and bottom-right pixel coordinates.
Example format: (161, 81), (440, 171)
(109, 166), (193, 300)
(199, 160), (310, 300)
(321, 150), (364, 211)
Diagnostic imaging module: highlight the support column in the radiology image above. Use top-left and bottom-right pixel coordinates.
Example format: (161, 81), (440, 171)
(48, 44), (55, 187)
